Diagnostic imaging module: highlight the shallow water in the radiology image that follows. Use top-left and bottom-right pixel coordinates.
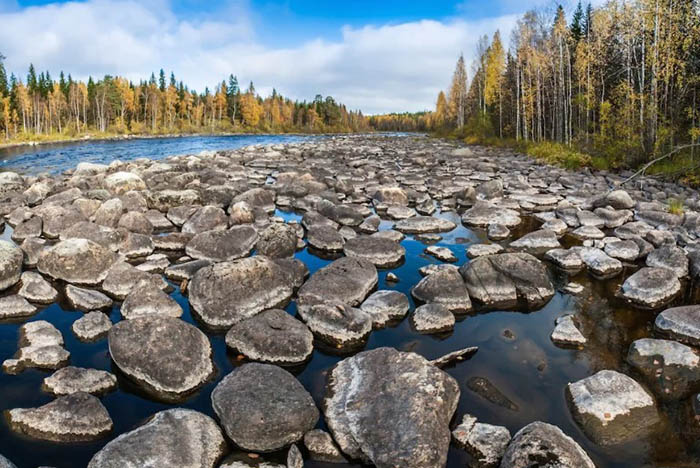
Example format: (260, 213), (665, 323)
(0, 205), (698, 468)
(0, 134), (318, 175)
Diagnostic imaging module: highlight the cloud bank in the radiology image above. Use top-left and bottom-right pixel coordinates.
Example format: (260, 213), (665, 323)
(0, 0), (519, 114)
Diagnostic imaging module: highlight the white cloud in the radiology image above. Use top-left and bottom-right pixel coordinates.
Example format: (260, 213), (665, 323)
(0, 0), (519, 114)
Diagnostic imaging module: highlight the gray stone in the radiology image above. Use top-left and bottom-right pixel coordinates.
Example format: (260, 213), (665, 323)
(646, 244), (689, 277)
(164, 259), (211, 281)
(360, 290), (410, 327)
(65, 285), (113, 311)
(307, 225), (345, 252)
(101, 261), (165, 300)
(424, 245), (457, 262)
(118, 211), (154, 235)
(578, 247), (623, 278)
(499, 422), (595, 468)
(297, 257), (377, 312)
(94, 198), (124, 228)
(104, 172), (146, 194)
(343, 235), (405, 268)
(551, 315), (586, 347)
(0, 455), (16, 468)
(0, 240), (23, 291)
(411, 303), (455, 333)
(412, 267), (472, 313)
(297, 302), (372, 347)
(87, 409), (226, 468)
(394, 215), (457, 233)
(544, 248), (584, 271)
(256, 223), (297, 258)
(186, 226), (258, 262)
(462, 201), (521, 228)
(43, 366), (117, 396)
(604, 240), (640, 261)
(451, 414), (510, 468)
(182, 205), (228, 234)
(108, 316), (214, 401)
(466, 243), (504, 258)
(0, 294), (37, 319)
(2, 320), (69, 374)
(120, 280), (182, 319)
(38, 238), (117, 285)
(119, 232), (155, 258)
(11, 216), (42, 241)
(18, 271), (58, 304)
(303, 429), (347, 463)
(487, 223), (510, 240)
(655, 306), (700, 347)
(72, 312), (112, 342)
(510, 230), (560, 251)
(212, 363), (319, 452)
(620, 267), (681, 309)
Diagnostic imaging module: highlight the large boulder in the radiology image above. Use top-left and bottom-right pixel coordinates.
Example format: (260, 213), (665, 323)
(655, 305), (700, 347)
(567, 369), (660, 445)
(38, 238), (117, 285)
(255, 223), (297, 258)
(6, 392), (112, 442)
(0, 240), (23, 291)
(343, 235), (405, 268)
(211, 363), (319, 452)
(323, 348), (459, 468)
(646, 244), (689, 277)
(411, 268), (472, 313)
(87, 409), (227, 468)
(459, 253), (554, 311)
(462, 201), (521, 228)
(103, 172), (146, 194)
(499, 421), (595, 468)
(108, 316), (214, 401)
(182, 206), (228, 234)
(185, 226), (258, 263)
(394, 216), (457, 233)
(225, 309), (313, 365)
(619, 267), (681, 309)
(297, 302), (373, 348)
(189, 256), (293, 329)
(297, 257), (377, 312)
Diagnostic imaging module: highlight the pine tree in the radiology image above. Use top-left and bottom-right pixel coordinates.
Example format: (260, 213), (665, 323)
(0, 53), (8, 97)
(571, 1), (584, 42)
(159, 69), (166, 92)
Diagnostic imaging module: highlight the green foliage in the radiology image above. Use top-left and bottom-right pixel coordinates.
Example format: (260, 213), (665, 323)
(668, 198), (685, 215)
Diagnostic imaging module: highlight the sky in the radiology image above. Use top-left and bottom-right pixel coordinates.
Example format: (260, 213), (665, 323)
(0, 0), (592, 114)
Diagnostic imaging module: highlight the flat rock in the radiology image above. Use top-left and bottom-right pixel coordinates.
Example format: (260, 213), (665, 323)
(104, 172), (146, 194)
(655, 305), (700, 347)
(87, 409), (226, 468)
(620, 267), (681, 309)
(567, 369), (660, 445)
(0, 240), (23, 291)
(323, 347), (459, 467)
(412, 267), (472, 313)
(297, 257), (377, 312)
(487, 223), (510, 240)
(297, 302), (372, 348)
(510, 229), (560, 251)
(189, 256), (293, 329)
(225, 309), (313, 365)
(38, 238), (117, 285)
(577, 247), (623, 278)
(211, 363), (319, 452)
(120, 279), (182, 319)
(43, 366), (117, 396)
(646, 244), (689, 277)
(0, 294), (37, 320)
(424, 245), (457, 262)
(101, 261), (165, 300)
(411, 303), (455, 333)
(6, 392), (112, 442)
(451, 414), (511, 468)
(182, 205), (228, 234)
(462, 201), (521, 228)
(2, 321), (69, 374)
(303, 429), (347, 463)
(108, 316), (213, 401)
(307, 225), (345, 252)
(65, 285), (113, 311)
(164, 259), (211, 281)
(544, 248), (584, 271)
(394, 215), (456, 233)
(186, 226), (258, 262)
(499, 421), (595, 468)
(72, 312), (112, 342)
(18, 271), (58, 304)
(604, 240), (640, 261)
(343, 235), (405, 268)
(255, 223), (297, 258)
(360, 290), (410, 327)
(551, 315), (586, 347)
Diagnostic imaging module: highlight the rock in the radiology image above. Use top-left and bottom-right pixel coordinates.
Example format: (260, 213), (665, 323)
(232, 188), (276, 214)
(211, 363), (319, 452)
(12, 216), (42, 241)
(359, 290), (410, 327)
(271, 257), (308, 289)
(101, 261), (164, 300)
(0, 240), (23, 291)
(572, 225), (606, 240)
(0, 294), (37, 319)
(412, 267), (472, 313)
(603, 190), (636, 209)
(551, 315), (586, 347)
(182, 205), (228, 234)
(594, 207), (633, 229)
(604, 240), (640, 261)
(225, 309), (313, 365)
(578, 247), (623, 278)
(256, 223), (297, 258)
(476, 179), (503, 200)
(60, 221), (124, 251)
(0, 455), (15, 468)
(6, 392), (112, 442)
(499, 422), (595, 468)
(2, 321), (69, 374)
(38, 238), (116, 285)
(42, 366), (117, 396)
(307, 225), (345, 252)
(411, 303), (455, 333)
(120, 280), (182, 319)
(94, 198), (124, 228)
(510, 230), (561, 251)
(72, 312), (112, 342)
(343, 235), (405, 268)
(385, 205), (416, 220)
(467, 376), (518, 411)
(646, 244), (689, 277)
(18, 271), (58, 304)
(655, 306), (700, 347)
(108, 316), (213, 401)
(153, 231), (193, 250)
(544, 248), (584, 271)
(118, 211), (154, 234)
(20, 237), (47, 268)
(451, 414), (511, 468)
(323, 347), (459, 467)
(134, 253), (170, 273)
(104, 172), (146, 194)
(627, 338), (700, 400)
(147, 189), (200, 212)
(541, 218), (568, 236)
(304, 429), (347, 463)
(567, 369), (660, 445)
(394, 215), (457, 233)
(0, 172), (25, 194)
(467, 243), (504, 258)
(424, 245), (457, 262)
(65, 285), (113, 311)
(619, 267), (681, 309)
(430, 346), (478, 367)
(87, 409), (226, 468)
(229, 200), (255, 225)
(487, 223), (510, 240)
(297, 302), (372, 347)
(460, 253), (554, 311)
(462, 201), (521, 228)
(189, 256), (293, 329)
(297, 257), (377, 312)
(287, 444), (303, 468)
(372, 186), (408, 205)
(164, 259), (211, 281)
(186, 226), (258, 263)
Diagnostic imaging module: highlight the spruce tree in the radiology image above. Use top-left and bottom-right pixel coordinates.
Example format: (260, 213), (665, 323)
(571, 1), (584, 42)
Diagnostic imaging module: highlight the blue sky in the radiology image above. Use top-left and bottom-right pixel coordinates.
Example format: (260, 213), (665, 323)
(0, 0), (583, 113)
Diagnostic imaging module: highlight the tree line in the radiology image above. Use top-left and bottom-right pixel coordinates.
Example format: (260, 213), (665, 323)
(396, 0), (700, 170)
(0, 60), (369, 141)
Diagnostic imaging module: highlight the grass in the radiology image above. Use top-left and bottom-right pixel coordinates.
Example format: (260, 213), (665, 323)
(668, 198), (685, 215)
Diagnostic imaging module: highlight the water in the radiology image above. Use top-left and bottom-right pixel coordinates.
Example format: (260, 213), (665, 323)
(0, 137), (698, 467)
(0, 134), (318, 175)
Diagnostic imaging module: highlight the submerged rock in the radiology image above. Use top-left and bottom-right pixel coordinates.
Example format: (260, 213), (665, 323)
(467, 376), (519, 411)
(189, 256), (293, 329)
(499, 421), (595, 468)
(567, 369), (660, 445)
(225, 309), (313, 365)
(619, 267), (681, 309)
(394, 215), (456, 233)
(18, 271), (58, 304)
(6, 392), (112, 442)
(323, 347), (459, 468)
(551, 315), (586, 347)
(411, 303), (455, 333)
(297, 302), (372, 348)
(108, 316), (213, 401)
(120, 280), (182, 319)
(0, 294), (37, 320)
(87, 409), (226, 468)
(211, 363), (319, 452)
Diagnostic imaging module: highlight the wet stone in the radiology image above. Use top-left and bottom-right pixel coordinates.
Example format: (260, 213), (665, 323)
(467, 376), (519, 411)
(2, 321), (70, 374)
(42, 366), (117, 396)
(412, 267), (472, 313)
(72, 312), (112, 342)
(567, 369), (660, 445)
(0, 294), (37, 320)
(0, 240), (23, 291)
(6, 392), (113, 442)
(620, 267), (681, 309)
(451, 414), (511, 468)
(120, 279), (183, 320)
(297, 302), (372, 348)
(466, 243), (504, 258)
(646, 244), (689, 277)
(255, 223), (297, 258)
(545, 248), (584, 271)
(65, 285), (113, 311)
(655, 306), (700, 347)
(225, 309), (313, 365)
(297, 257), (377, 312)
(186, 225), (258, 263)
(499, 421), (595, 468)
(343, 235), (405, 268)
(394, 215), (457, 233)
(211, 363), (319, 452)
(307, 225), (345, 252)
(424, 245), (457, 262)
(487, 223), (510, 240)
(38, 238), (116, 286)
(411, 303), (455, 333)
(18, 271), (58, 304)
(577, 247), (623, 278)
(360, 290), (410, 327)
(551, 315), (586, 347)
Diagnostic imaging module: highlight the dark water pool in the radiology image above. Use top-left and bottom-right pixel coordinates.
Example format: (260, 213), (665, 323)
(0, 135), (319, 175)
(0, 208), (698, 467)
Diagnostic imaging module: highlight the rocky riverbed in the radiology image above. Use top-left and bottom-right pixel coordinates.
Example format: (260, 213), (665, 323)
(0, 134), (699, 467)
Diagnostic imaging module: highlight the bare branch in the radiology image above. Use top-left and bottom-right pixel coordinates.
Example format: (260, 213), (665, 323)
(618, 143), (700, 186)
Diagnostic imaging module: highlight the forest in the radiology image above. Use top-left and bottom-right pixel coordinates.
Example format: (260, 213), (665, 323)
(378, 0), (700, 182)
(0, 62), (370, 143)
